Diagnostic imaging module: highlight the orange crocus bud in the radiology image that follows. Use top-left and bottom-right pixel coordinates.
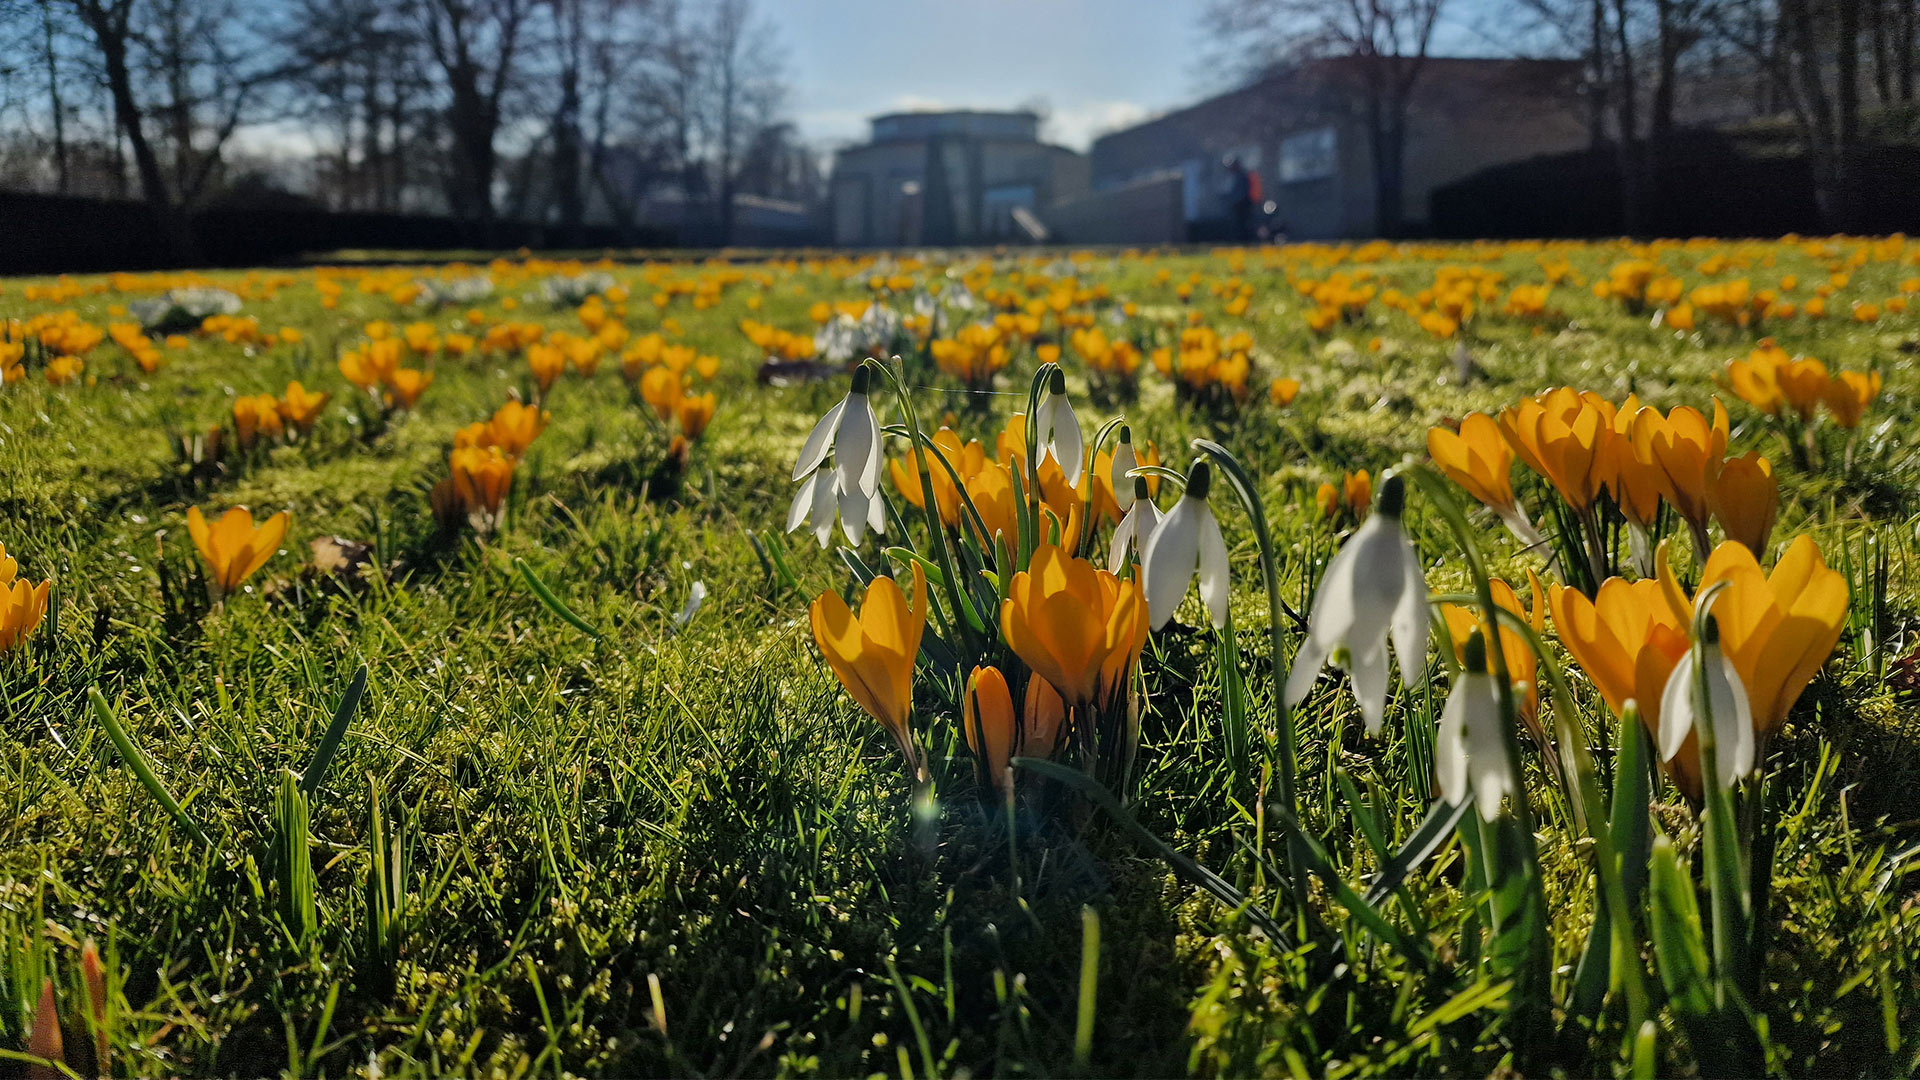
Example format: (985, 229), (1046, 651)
(1709, 452), (1778, 558)
(450, 446), (515, 532)
(964, 665), (1017, 791)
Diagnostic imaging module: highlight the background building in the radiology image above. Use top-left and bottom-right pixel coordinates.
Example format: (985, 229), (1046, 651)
(1077, 57), (1589, 241)
(829, 110), (1089, 246)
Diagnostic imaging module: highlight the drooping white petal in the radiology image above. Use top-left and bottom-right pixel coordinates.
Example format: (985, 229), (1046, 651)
(1283, 635), (1330, 708)
(1112, 442), (1138, 511)
(792, 398), (845, 481)
(1311, 516), (1407, 698)
(809, 472), (838, 547)
(1038, 392), (1084, 488)
(1109, 503), (1141, 574)
(1388, 530), (1429, 685)
(1348, 643), (1391, 734)
(1465, 681), (1516, 821)
(1302, 528), (1363, 651)
(1196, 504), (1231, 629)
(837, 478), (871, 545)
(1658, 649), (1697, 763)
(834, 392), (882, 496)
(1443, 670), (1516, 821)
(787, 469), (823, 534)
(867, 485), (888, 535)
(1109, 500), (1162, 575)
(1140, 497), (1200, 630)
(1434, 675), (1475, 807)
(1658, 644), (1756, 788)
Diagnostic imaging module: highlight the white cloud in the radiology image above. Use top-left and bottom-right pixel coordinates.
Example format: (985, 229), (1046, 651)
(1040, 100), (1152, 150)
(888, 94), (951, 113)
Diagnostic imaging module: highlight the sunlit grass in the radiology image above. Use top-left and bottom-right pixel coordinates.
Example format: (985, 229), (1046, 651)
(1, 243), (1918, 1077)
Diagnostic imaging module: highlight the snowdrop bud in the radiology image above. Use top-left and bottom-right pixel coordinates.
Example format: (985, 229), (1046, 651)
(1141, 458), (1229, 630)
(1376, 473), (1406, 519)
(1436, 627), (1515, 820)
(1113, 426), (1137, 512)
(1658, 612), (1756, 789)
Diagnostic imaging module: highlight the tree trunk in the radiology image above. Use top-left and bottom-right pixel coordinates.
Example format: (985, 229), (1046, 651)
(1651, 0), (1680, 139)
(1611, 0), (1644, 234)
(88, 9), (196, 262)
(552, 71), (584, 245)
(1835, 0), (1861, 229)
(42, 4), (69, 194)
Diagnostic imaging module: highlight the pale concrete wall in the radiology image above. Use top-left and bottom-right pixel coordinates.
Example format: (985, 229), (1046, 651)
(1040, 172), (1185, 245)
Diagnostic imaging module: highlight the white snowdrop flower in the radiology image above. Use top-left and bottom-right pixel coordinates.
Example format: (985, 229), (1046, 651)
(1283, 474), (1429, 734)
(1435, 630), (1517, 821)
(1108, 475), (1162, 575)
(1111, 427), (1139, 513)
(792, 365), (883, 503)
(1032, 368), (1085, 488)
(786, 464), (885, 548)
(1141, 460), (1230, 630)
(1658, 613), (1756, 789)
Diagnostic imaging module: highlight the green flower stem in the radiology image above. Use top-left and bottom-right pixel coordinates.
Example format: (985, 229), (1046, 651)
(1431, 588), (1652, 1044)
(1688, 584), (1753, 1020)
(1191, 439), (1306, 915)
(869, 357), (983, 651)
(1408, 466), (1553, 1037)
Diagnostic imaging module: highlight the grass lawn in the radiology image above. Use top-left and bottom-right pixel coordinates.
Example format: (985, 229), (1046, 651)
(3, 241), (1920, 1077)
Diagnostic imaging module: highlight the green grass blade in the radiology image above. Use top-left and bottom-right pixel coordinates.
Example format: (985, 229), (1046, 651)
(300, 664), (367, 798)
(89, 688), (211, 848)
(513, 557), (602, 640)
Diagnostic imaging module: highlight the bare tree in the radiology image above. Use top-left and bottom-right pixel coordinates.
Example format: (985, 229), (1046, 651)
(696, 0), (783, 244)
(1204, 0), (1447, 237)
(1703, 0), (1881, 228)
(415, 0), (533, 239)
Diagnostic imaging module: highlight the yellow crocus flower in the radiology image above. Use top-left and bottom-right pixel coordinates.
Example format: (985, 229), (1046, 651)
(187, 507), (291, 597)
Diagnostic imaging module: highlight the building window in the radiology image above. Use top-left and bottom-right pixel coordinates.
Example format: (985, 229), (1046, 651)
(1279, 127), (1336, 183)
(983, 183), (1037, 238)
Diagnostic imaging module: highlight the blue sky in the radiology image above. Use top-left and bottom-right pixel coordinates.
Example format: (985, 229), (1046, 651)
(761, 0), (1208, 151)
(763, 0), (1509, 152)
